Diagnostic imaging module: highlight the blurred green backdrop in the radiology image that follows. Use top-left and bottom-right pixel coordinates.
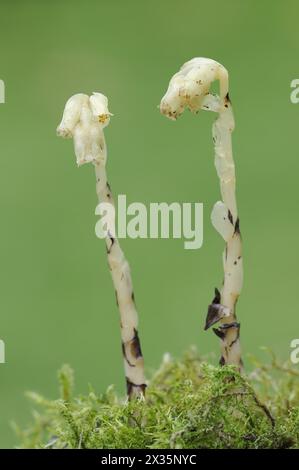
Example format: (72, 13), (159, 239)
(0, 0), (298, 448)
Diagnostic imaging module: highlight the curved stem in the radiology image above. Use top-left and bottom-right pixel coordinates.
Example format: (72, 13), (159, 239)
(159, 58), (243, 368)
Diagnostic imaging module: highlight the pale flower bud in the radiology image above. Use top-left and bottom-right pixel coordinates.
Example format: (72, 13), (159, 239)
(160, 57), (229, 119)
(57, 92), (112, 167)
(160, 73), (186, 120)
(89, 92), (112, 128)
(56, 94), (89, 138)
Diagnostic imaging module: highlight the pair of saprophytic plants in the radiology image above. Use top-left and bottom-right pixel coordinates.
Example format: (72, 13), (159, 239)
(57, 57), (243, 400)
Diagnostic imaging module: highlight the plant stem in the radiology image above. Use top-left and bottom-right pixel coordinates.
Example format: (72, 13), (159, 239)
(205, 94), (243, 369)
(159, 59), (243, 369)
(94, 157), (147, 399)
(57, 93), (147, 398)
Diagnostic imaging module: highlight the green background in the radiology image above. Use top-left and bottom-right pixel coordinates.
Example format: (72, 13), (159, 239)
(0, 0), (298, 448)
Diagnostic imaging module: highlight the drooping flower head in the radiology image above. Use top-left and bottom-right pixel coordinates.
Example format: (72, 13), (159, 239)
(57, 93), (112, 166)
(160, 58), (228, 120)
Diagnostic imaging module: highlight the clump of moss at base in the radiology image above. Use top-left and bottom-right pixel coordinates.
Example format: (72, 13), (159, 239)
(15, 350), (299, 449)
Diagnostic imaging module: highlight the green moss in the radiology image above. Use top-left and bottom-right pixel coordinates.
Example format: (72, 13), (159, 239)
(15, 350), (299, 449)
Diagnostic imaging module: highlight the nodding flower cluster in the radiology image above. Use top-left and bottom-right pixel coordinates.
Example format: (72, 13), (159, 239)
(57, 92), (112, 167)
(159, 57), (228, 120)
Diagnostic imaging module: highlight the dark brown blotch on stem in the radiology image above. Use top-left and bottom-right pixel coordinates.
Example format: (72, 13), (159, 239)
(213, 327), (225, 340)
(213, 288), (221, 304)
(130, 328), (143, 360)
(106, 233), (115, 254)
(221, 321), (240, 331)
(126, 377), (146, 399)
(224, 92), (231, 108)
(219, 356), (226, 366)
(204, 288), (225, 330)
(205, 304), (223, 330)
(234, 217), (240, 234)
